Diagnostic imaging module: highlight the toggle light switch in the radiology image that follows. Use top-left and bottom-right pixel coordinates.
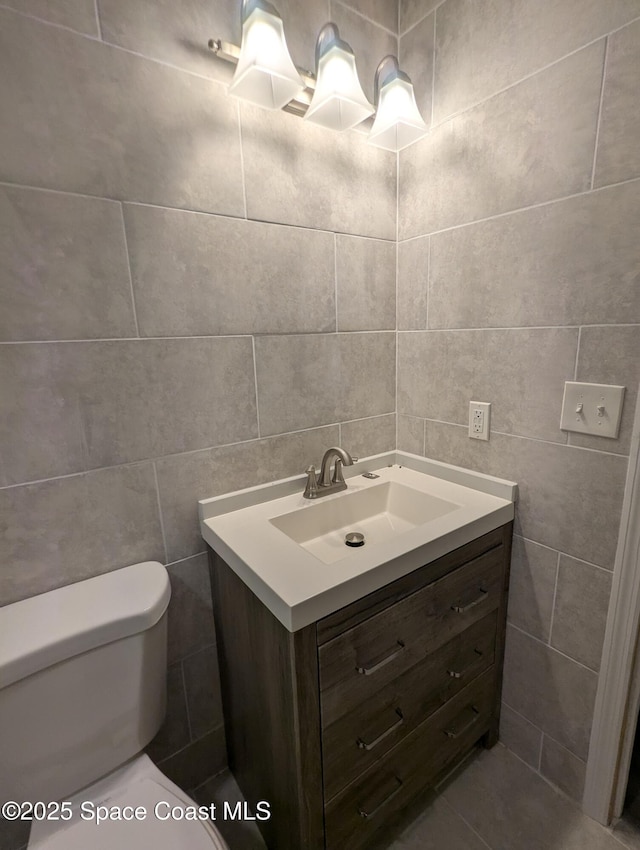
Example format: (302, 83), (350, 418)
(560, 382), (625, 438)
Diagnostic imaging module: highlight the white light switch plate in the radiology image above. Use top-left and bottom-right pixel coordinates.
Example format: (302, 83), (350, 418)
(560, 382), (625, 438)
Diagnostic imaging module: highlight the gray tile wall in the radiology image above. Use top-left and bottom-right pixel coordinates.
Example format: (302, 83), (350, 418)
(398, 0), (640, 803)
(0, 1), (398, 826)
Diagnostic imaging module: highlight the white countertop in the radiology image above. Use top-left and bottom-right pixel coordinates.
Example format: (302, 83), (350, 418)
(199, 451), (517, 632)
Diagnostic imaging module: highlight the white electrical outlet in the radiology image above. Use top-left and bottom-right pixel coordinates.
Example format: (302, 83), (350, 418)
(469, 401), (491, 441)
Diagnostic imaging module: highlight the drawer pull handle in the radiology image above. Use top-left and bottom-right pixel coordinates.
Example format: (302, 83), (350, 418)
(451, 588), (488, 613)
(358, 776), (403, 820)
(447, 648), (484, 679)
(445, 706), (480, 739)
(357, 708), (404, 751)
(356, 640), (405, 676)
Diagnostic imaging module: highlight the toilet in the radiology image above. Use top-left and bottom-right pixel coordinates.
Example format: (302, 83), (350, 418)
(0, 561), (228, 849)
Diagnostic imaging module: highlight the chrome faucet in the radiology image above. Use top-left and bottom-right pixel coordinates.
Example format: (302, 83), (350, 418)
(303, 447), (357, 499)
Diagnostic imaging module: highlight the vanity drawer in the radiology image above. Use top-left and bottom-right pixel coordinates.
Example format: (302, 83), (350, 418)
(321, 611), (497, 801)
(319, 547), (504, 723)
(324, 668), (496, 850)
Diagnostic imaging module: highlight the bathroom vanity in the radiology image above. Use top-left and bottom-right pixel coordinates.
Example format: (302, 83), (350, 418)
(199, 452), (516, 850)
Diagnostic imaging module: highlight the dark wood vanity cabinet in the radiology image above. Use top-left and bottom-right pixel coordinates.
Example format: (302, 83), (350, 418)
(208, 522), (512, 850)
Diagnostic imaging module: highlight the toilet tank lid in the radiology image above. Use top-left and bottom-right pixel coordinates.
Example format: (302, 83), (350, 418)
(0, 562), (171, 689)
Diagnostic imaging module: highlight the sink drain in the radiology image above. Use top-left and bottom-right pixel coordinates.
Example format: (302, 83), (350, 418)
(345, 532), (365, 547)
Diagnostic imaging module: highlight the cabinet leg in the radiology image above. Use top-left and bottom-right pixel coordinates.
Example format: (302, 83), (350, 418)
(482, 722), (499, 749)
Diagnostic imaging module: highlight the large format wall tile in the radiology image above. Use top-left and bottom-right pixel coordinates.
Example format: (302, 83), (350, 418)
(428, 181), (640, 330)
(502, 626), (598, 759)
(422, 422), (627, 568)
(3, 0), (99, 34)
(166, 553), (216, 664)
(0, 186), (136, 341)
(594, 19), (640, 188)
(400, 0), (439, 34)
(443, 746), (616, 850)
(433, 0), (640, 123)
(540, 736), (587, 803)
(255, 333), (396, 435)
(0, 344), (86, 485)
(0, 10), (244, 215)
(507, 536), (558, 643)
(572, 325), (640, 455)
(78, 339), (258, 467)
(397, 414), (425, 455)
(550, 556), (612, 671)
(340, 0), (399, 33)
(329, 3), (398, 103)
(183, 646), (224, 738)
(124, 205), (336, 336)
(156, 427), (338, 562)
(397, 237), (429, 330)
(399, 41), (605, 237)
(397, 328), (578, 442)
(336, 236), (396, 331)
(340, 414), (396, 457)
(241, 104), (397, 239)
(0, 464), (164, 604)
(399, 11), (434, 122)
(499, 704), (542, 769)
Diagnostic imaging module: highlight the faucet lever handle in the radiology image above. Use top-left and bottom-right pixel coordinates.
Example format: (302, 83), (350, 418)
(303, 465), (319, 499)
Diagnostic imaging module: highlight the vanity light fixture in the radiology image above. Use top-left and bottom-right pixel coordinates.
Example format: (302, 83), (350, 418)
(368, 55), (428, 151)
(227, 0), (304, 110)
(207, 5), (429, 149)
(303, 24), (374, 132)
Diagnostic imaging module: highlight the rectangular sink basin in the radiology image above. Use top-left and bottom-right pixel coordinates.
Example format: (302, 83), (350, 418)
(269, 481), (460, 565)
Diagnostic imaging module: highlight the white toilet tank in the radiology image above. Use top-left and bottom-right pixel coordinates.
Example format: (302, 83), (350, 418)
(0, 562), (171, 805)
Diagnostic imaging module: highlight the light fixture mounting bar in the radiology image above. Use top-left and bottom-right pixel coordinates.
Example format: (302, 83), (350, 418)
(207, 38), (373, 131)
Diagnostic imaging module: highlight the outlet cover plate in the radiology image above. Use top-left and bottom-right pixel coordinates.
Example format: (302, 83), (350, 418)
(560, 382), (625, 438)
(469, 401), (491, 441)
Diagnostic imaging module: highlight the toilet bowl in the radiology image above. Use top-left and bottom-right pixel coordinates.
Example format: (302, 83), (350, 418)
(28, 755), (227, 849)
(0, 561), (229, 850)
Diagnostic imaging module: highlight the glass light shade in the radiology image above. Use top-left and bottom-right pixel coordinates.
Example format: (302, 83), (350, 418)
(304, 44), (374, 131)
(229, 5), (304, 110)
(368, 75), (428, 151)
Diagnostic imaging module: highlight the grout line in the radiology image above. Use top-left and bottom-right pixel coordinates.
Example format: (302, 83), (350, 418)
(508, 621), (601, 674)
(0, 415), (395, 491)
(165, 551), (208, 567)
(439, 795), (494, 850)
(431, 8), (436, 127)
(415, 415), (628, 458)
(399, 0), (448, 39)
(236, 101), (248, 220)
(501, 699), (545, 735)
(251, 336), (261, 439)
(334, 233), (339, 332)
(93, 0), (103, 39)
(573, 326), (583, 380)
(591, 36), (610, 190)
(538, 733), (545, 772)
(0, 4), (230, 89)
(151, 461), (169, 565)
(514, 535), (613, 573)
(425, 235), (431, 329)
(0, 3), (105, 39)
(332, 0), (398, 37)
(547, 552), (561, 646)
(398, 175), (640, 243)
(119, 202), (141, 337)
(422, 418), (427, 457)
(0, 329), (400, 345)
(180, 661), (194, 741)
(0, 179), (395, 243)
(396, 323), (640, 333)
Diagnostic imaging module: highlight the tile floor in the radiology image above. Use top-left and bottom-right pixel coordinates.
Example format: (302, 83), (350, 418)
(193, 744), (640, 850)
